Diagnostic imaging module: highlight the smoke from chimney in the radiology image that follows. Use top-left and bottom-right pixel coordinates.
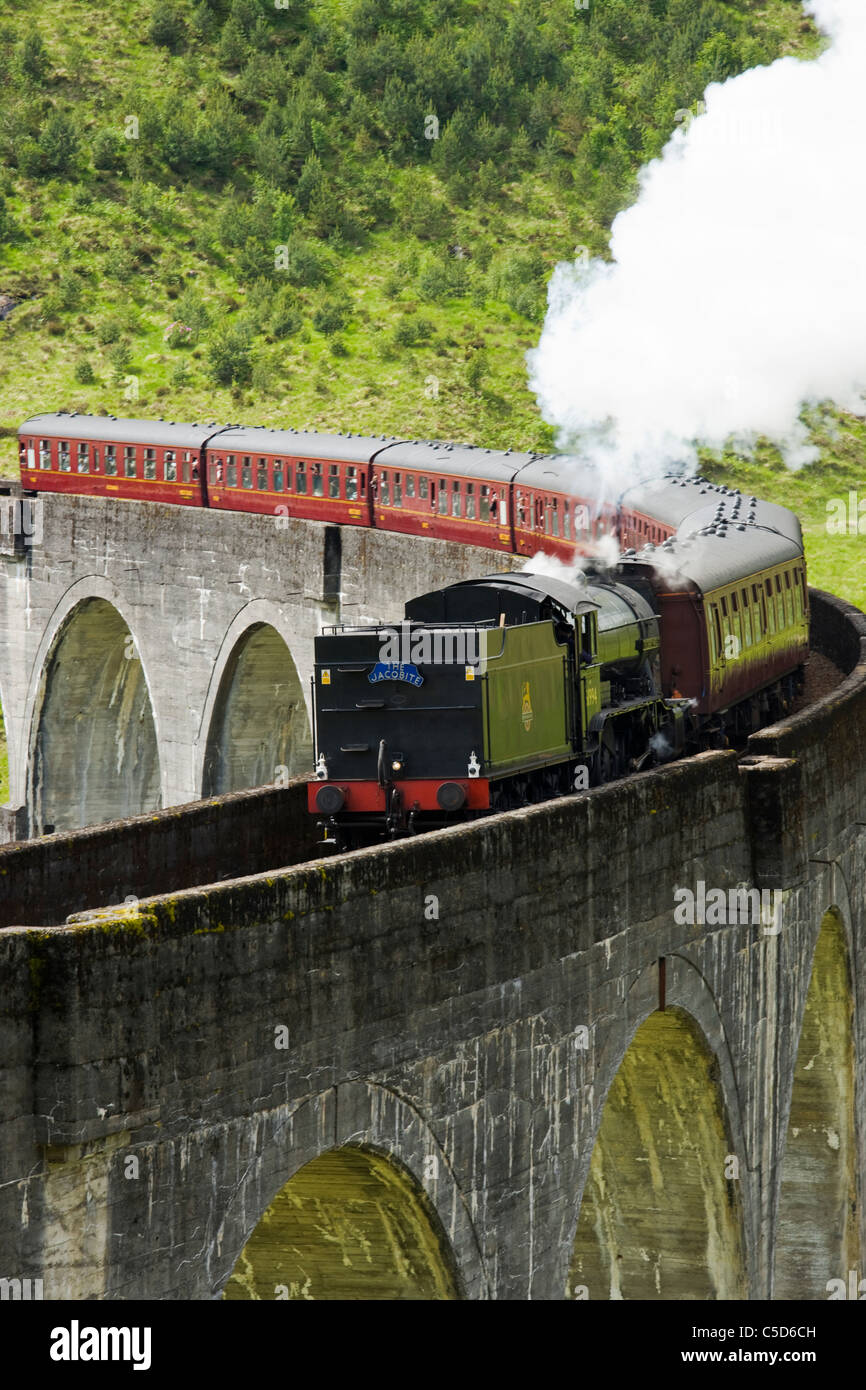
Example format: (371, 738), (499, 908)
(527, 0), (866, 494)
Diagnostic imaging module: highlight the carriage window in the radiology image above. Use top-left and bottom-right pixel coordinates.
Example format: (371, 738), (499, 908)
(125, 446), (136, 478)
(257, 458), (268, 491)
(77, 443), (89, 473)
(182, 451), (192, 483)
(418, 476), (428, 500)
(359, 472), (365, 497)
(104, 445), (116, 476)
(346, 467), (357, 501)
(534, 496), (544, 530)
(242, 456), (252, 489)
(742, 602), (752, 647)
(563, 500), (571, 539)
(273, 459), (284, 491)
(379, 470), (390, 506)
(765, 581), (776, 634)
(311, 462), (323, 497)
(466, 482), (476, 519)
(393, 472), (402, 507)
(730, 591), (739, 612)
(329, 463), (340, 499)
(452, 480), (461, 517)
(405, 473), (415, 500)
(226, 454), (237, 487)
(480, 485), (491, 523)
(92, 447), (100, 472)
(712, 605), (723, 660)
(164, 450), (176, 482)
(40, 439), (51, 468)
(438, 480), (448, 515)
(144, 448), (156, 480)
(720, 595), (728, 618)
(296, 461), (307, 494)
(59, 441), (70, 472)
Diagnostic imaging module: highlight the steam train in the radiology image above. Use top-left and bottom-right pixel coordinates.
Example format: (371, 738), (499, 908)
(14, 411), (810, 846)
(308, 490), (809, 846)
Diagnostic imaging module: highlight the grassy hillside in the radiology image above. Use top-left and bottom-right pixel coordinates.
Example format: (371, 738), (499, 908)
(0, 0), (823, 451)
(0, 0), (861, 797)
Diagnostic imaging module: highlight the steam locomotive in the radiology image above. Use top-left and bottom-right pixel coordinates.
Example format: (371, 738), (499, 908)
(309, 491), (809, 846)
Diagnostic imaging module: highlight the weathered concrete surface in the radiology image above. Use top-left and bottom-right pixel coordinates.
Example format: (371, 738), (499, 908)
(0, 493), (503, 837)
(0, 592), (863, 1300)
(0, 776), (315, 929)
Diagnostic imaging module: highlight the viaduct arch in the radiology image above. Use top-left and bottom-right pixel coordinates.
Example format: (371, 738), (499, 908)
(25, 586), (161, 836)
(773, 906), (859, 1299)
(199, 604), (312, 798)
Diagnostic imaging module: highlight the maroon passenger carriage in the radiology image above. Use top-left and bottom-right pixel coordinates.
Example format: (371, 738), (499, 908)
(617, 486), (809, 735)
(18, 413), (223, 506)
(16, 412), (619, 561)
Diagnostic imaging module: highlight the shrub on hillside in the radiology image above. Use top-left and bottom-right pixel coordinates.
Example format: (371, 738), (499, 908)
(394, 172), (451, 240)
(268, 287), (302, 339)
(487, 247), (546, 319)
(91, 128), (128, 173)
(312, 296), (350, 335)
(17, 30), (50, 83)
(417, 253), (469, 302)
(175, 287), (210, 336)
(206, 323), (253, 385)
(274, 234), (328, 288)
(39, 113), (80, 176)
(392, 314), (434, 348)
(148, 4), (188, 52)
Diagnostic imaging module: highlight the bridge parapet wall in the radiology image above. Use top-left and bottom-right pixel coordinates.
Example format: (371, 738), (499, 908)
(0, 777), (316, 929)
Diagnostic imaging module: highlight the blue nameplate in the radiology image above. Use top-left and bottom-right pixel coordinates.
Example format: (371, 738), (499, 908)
(368, 662), (424, 687)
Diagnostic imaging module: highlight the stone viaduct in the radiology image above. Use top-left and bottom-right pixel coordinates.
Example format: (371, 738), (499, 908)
(0, 487), (864, 1300)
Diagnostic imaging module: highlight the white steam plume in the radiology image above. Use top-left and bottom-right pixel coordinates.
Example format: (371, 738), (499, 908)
(521, 530), (621, 584)
(527, 0), (866, 493)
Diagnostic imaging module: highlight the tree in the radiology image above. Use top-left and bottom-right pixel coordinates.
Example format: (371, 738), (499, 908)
(18, 30), (50, 83)
(40, 113), (80, 175)
(207, 323), (253, 385)
(148, 4), (187, 52)
(91, 128), (127, 173)
(218, 18), (250, 69)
